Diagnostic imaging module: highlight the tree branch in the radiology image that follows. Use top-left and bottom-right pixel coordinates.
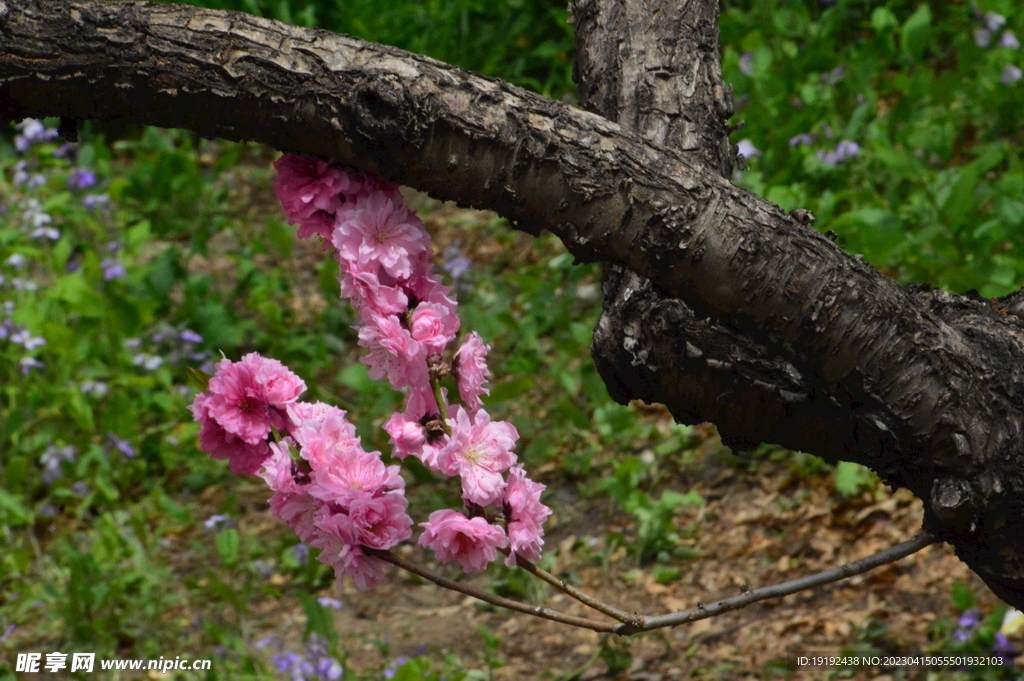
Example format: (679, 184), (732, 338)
(2, 0), (1023, 607)
(368, 549), (620, 633)
(613, 530), (937, 635)
(372, 533), (935, 637)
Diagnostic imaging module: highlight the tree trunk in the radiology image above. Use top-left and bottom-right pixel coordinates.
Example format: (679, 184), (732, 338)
(2, 0), (1023, 608)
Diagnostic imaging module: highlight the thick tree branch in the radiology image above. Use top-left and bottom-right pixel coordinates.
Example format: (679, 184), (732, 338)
(571, 0), (845, 461)
(2, 0), (1023, 607)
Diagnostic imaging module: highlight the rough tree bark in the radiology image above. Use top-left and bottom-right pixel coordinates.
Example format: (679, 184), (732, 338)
(1, 0), (1023, 609)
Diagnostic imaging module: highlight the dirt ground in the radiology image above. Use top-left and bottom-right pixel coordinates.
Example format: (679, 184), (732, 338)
(234, 437), (1007, 681)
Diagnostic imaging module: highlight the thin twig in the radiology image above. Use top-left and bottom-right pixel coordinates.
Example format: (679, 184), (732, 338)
(506, 550), (640, 626)
(372, 531), (935, 636)
(368, 548), (619, 633)
(612, 530), (936, 635)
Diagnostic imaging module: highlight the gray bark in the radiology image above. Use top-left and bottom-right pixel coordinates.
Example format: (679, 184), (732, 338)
(1, 0), (1023, 608)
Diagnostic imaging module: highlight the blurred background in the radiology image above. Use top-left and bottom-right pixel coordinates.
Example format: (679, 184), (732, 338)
(2, 0), (1024, 678)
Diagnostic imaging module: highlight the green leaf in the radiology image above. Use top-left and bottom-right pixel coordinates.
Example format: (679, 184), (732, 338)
(871, 7), (898, 33)
(52, 274), (107, 319)
(186, 367), (212, 393)
(215, 528), (240, 566)
(4, 455), (30, 493)
(0, 490), (33, 526)
(652, 564), (683, 585)
(488, 376), (534, 403)
(900, 5), (931, 62)
(300, 593), (339, 647)
(834, 461), (869, 497)
(265, 218), (294, 258)
(951, 579), (975, 611)
(659, 489), (704, 509)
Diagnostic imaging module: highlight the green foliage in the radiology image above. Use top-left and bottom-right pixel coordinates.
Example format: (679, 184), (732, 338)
(833, 461), (878, 498)
(722, 0), (1024, 296)
(600, 453), (704, 564)
(178, 0), (576, 97)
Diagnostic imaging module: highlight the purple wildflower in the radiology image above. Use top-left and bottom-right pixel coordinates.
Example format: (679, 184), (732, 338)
(317, 597), (343, 610)
(253, 559), (274, 580)
(736, 139), (762, 159)
(739, 52), (754, 76)
(83, 194), (110, 209)
(1001, 31), (1021, 50)
(294, 543), (309, 565)
(984, 12), (1007, 33)
(4, 253), (26, 268)
(789, 133), (816, 147)
(180, 329), (203, 344)
(1002, 64), (1023, 85)
(71, 481), (90, 497)
(993, 631), (1016, 665)
(14, 119), (59, 153)
(954, 608), (983, 642)
(816, 140), (860, 167)
(30, 226), (60, 241)
(19, 356), (44, 374)
(203, 514), (231, 531)
(0, 624), (16, 643)
(384, 656), (410, 679)
(101, 258), (126, 281)
(442, 245), (472, 279)
(66, 169), (97, 191)
(80, 380), (109, 397)
(106, 431), (136, 458)
(272, 652), (302, 673)
(40, 445), (77, 485)
(821, 66), (845, 85)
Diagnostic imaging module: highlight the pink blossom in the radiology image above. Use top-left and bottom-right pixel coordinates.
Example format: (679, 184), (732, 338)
(383, 411), (446, 469)
(273, 154), (350, 240)
(357, 311), (427, 390)
(383, 412), (426, 459)
(204, 354), (305, 445)
(405, 254), (458, 316)
(410, 302), (460, 354)
(346, 492), (413, 549)
(406, 384), (443, 419)
(453, 332), (491, 412)
(293, 412), (359, 459)
(268, 491), (320, 542)
(437, 407), (518, 506)
(418, 509), (508, 573)
(332, 192), (431, 279)
(337, 261), (409, 315)
(253, 355), (308, 408)
(190, 393), (271, 475)
(204, 358), (274, 444)
(503, 465), (552, 566)
(260, 439), (302, 493)
(285, 400), (349, 433)
(308, 447), (405, 507)
(310, 510), (387, 590)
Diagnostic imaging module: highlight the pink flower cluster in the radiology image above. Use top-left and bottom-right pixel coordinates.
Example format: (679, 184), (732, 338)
(190, 357), (411, 590)
(191, 154), (552, 589)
